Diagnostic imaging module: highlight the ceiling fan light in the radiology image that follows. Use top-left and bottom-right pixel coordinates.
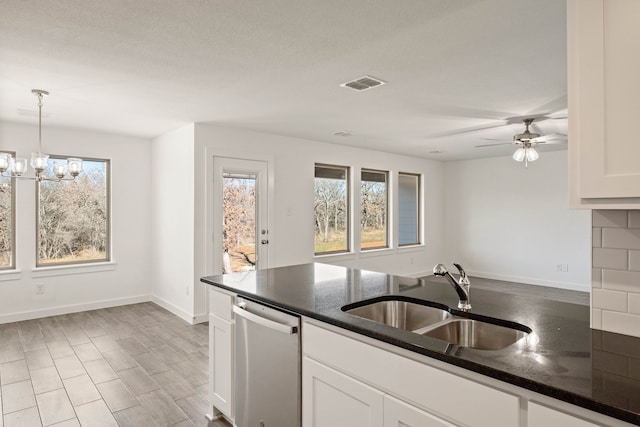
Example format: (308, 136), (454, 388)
(526, 147), (539, 162)
(513, 147), (526, 162)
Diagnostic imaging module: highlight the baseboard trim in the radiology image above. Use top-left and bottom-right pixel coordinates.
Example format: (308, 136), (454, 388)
(465, 270), (590, 292)
(152, 295), (197, 324)
(193, 313), (208, 324)
(0, 294), (151, 324)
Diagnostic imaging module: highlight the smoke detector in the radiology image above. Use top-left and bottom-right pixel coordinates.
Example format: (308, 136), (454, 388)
(340, 75), (386, 91)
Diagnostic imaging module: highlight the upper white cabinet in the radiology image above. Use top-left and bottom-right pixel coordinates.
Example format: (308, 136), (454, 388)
(568, 0), (640, 207)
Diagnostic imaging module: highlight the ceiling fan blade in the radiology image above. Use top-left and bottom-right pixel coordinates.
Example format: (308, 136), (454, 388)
(480, 138), (513, 142)
(428, 122), (508, 138)
(535, 139), (567, 145)
(525, 95), (568, 117)
(532, 133), (567, 142)
(475, 142), (515, 148)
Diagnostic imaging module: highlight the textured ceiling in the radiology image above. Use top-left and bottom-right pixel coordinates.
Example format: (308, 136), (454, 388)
(0, 0), (567, 160)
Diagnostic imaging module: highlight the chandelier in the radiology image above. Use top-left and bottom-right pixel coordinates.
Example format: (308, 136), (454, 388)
(0, 89), (82, 182)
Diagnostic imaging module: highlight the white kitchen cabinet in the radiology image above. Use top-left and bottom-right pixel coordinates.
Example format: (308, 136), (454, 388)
(303, 357), (384, 427)
(303, 321), (518, 427)
(208, 288), (234, 421)
(568, 0), (640, 207)
(529, 402), (601, 427)
(384, 395), (457, 427)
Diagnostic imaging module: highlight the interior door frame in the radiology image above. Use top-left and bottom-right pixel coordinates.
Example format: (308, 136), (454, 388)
(206, 151), (275, 277)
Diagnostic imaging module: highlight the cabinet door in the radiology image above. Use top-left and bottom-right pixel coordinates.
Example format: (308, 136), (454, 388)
(529, 402), (600, 427)
(303, 357), (383, 427)
(383, 395), (457, 427)
(209, 313), (233, 419)
(569, 0), (640, 199)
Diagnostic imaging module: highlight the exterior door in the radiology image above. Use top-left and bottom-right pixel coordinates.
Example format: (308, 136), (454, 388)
(213, 157), (269, 273)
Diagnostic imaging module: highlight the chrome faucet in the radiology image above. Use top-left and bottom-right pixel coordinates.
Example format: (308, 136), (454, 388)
(433, 263), (471, 311)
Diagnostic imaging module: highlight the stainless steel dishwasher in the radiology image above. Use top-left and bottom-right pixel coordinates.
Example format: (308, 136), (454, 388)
(233, 297), (301, 427)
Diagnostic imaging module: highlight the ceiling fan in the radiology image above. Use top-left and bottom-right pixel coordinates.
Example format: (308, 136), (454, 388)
(475, 118), (566, 167)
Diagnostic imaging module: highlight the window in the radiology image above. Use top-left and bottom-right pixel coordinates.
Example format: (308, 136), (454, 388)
(360, 169), (388, 250)
(314, 164), (349, 254)
(37, 157), (110, 266)
(0, 151), (15, 270)
(398, 173), (421, 246)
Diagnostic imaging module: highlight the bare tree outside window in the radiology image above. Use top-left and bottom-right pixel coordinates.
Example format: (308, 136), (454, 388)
(37, 157), (109, 266)
(223, 174), (257, 273)
(361, 169), (388, 250)
(314, 164), (349, 254)
(0, 151), (15, 269)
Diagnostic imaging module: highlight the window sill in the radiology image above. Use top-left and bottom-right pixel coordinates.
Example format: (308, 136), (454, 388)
(32, 261), (117, 278)
(0, 269), (23, 282)
(396, 244), (426, 253)
(359, 248), (395, 258)
(314, 252), (356, 263)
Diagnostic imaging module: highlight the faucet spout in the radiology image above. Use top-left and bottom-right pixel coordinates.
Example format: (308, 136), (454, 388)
(432, 263), (471, 311)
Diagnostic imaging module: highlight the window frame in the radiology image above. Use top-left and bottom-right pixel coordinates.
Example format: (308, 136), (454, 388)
(397, 172), (422, 247)
(360, 168), (389, 251)
(0, 150), (16, 271)
(314, 163), (351, 256)
(36, 155), (111, 267)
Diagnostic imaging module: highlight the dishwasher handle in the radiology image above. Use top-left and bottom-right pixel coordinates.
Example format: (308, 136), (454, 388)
(233, 304), (298, 335)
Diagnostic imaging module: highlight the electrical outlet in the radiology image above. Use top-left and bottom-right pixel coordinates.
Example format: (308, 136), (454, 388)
(186, 286), (190, 296)
(35, 283), (45, 294)
(556, 264), (569, 272)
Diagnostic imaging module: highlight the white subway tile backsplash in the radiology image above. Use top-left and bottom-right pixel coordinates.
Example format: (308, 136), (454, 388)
(593, 247), (628, 270)
(630, 251), (640, 272)
(602, 227), (640, 250)
(602, 269), (640, 292)
(593, 288), (628, 312)
(593, 210), (628, 228)
(602, 311), (640, 338)
(592, 308), (602, 329)
(629, 211), (640, 228)
(593, 210), (640, 337)
(592, 268), (602, 288)
(629, 293), (640, 315)
(593, 227), (602, 248)
(599, 292), (626, 314)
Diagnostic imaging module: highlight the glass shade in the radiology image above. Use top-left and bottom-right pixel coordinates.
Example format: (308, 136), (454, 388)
(30, 152), (49, 173)
(13, 158), (28, 176)
(53, 162), (68, 179)
(526, 147), (539, 162)
(0, 153), (11, 173)
(512, 147), (526, 162)
(67, 158), (83, 177)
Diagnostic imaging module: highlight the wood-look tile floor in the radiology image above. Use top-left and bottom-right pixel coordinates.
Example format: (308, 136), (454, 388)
(0, 302), (231, 427)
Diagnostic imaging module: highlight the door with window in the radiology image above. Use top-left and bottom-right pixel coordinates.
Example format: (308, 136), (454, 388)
(213, 157), (269, 274)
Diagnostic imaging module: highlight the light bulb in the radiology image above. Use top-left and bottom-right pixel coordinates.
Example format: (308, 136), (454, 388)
(54, 163), (68, 179)
(13, 158), (28, 176)
(0, 153), (11, 173)
(67, 158), (83, 177)
(526, 147), (539, 162)
(513, 147), (526, 162)
(30, 153), (49, 173)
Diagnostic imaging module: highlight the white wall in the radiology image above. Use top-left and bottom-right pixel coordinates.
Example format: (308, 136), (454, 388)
(150, 124), (196, 322)
(443, 150), (591, 291)
(0, 121), (152, 322)
(193, 124), (445, 318)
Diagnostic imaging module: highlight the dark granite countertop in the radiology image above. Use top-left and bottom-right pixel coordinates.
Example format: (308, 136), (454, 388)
(200, 263), (640, 425)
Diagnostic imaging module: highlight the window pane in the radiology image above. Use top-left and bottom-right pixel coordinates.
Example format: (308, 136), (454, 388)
(0, 151), (15, 270)
(398, 173), (420, 246)
(37, 158), (110, 266)
(314, 164), (349, 254)
(360, 169), (387, 250)
(223, 173), (256, 273)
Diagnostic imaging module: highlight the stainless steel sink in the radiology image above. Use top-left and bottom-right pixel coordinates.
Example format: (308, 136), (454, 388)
(420, 318), (528, 350)
(344, 300), (451, 331)
(342, 297), (530, 350)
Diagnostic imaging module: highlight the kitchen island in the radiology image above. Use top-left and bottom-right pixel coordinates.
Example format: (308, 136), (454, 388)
(201, 263), (640, 426)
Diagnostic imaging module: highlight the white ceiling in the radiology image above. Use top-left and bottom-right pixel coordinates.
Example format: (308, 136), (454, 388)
(0, 0), (567, 161)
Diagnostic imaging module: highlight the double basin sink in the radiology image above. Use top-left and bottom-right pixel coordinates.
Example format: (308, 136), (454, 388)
(342, 296), (531, 351)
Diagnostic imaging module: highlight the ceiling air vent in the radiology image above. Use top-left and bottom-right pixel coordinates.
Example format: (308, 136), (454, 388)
(340, 75), (386, 91)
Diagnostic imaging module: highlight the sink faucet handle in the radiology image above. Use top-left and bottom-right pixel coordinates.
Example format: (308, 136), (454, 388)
(452, 263), (469, 284)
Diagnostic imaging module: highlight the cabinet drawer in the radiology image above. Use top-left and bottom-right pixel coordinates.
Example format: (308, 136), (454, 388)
(209, 288), (234, 320)
(303, 322), (519, 427)
(529, 402), (600, 427)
